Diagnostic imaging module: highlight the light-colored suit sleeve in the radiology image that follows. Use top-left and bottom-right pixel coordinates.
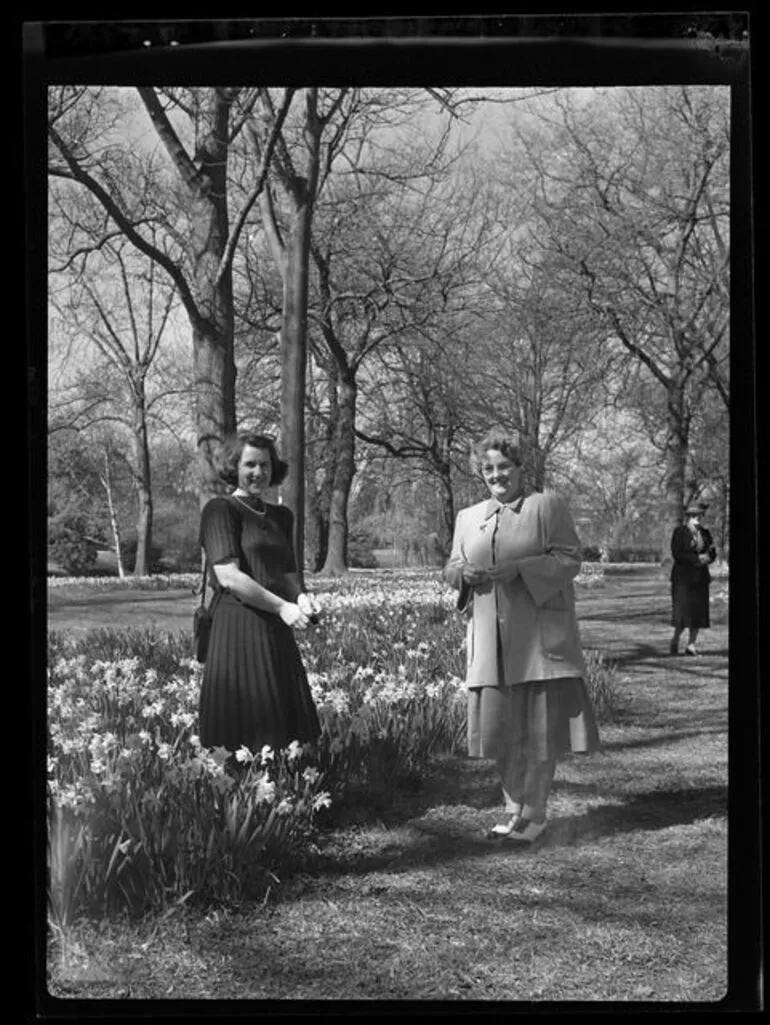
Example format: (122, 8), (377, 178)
(443, 508), (467, 591)
(517, 492), (582, 607)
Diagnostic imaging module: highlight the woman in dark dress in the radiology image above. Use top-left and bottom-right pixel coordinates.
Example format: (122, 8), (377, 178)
(669, 501), (717, 656)
(198, 432), (321, 753)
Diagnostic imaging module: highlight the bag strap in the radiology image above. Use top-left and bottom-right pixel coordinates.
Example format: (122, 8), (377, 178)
(194, 551), (208, 601)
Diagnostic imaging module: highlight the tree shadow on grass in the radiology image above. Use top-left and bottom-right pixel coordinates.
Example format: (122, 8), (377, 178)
(544, 784), (726, 847)
(611, 643), (674, 666)
(597, 726), (727, 752)
(606, 706), (727, 737)
(307, 781), (727, 879)
(610, 644), (730, 668)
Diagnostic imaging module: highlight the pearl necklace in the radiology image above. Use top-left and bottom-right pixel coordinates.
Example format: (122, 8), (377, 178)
(231, 492), (266, 516)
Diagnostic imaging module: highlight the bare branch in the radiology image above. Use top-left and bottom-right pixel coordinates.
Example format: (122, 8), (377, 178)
(48, 123), (202, 329)
(220, 87), (295, 285)
(136, 86), (200, 190)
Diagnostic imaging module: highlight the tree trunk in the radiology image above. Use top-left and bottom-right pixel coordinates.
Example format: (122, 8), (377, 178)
(194, 303), (236, 504)
(100, 450), (125, 580)
(132, 388), (154, 577)
(436, 470), (455, 559)
(321, 371), (357, 575)
(664, 378), (690, 524)
(279, 89), (321, 581)
(657, 376), (691, 562)
(281, 217), (311, 583)
(717, 477), (729, 561)
(305, 484), (329, 573)
(190, 95), (237, 505)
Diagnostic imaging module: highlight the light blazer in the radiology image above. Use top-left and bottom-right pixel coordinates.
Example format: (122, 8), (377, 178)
(444, 489), (587, 687)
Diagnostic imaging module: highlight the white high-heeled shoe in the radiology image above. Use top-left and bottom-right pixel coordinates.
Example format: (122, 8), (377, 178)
(486, 813), (520, 839)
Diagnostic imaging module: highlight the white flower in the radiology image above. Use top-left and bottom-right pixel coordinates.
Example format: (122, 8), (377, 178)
(276, 798), (293, 815)
(255, 778), (276, 805)
(313, 792), (332, 812)
(302, 767), (320, 784)
(259, 745), (275, 763)
(209, 746), (231, 767)
(170, 711), (196, 729)
(285, 740), (303, 763)
(235, 745), (254, 764)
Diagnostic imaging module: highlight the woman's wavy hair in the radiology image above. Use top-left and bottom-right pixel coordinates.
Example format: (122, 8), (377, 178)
(218, 432), (289, 488)
(469, 427), (523, 477)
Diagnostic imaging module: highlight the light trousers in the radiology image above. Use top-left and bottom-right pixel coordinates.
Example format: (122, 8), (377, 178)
(496, 748), (556, 822)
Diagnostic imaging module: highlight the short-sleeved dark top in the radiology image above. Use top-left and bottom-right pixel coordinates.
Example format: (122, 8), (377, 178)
(199, 495), (302, 604)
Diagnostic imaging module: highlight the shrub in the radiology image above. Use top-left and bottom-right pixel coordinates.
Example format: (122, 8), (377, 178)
(603, 545), (662, 564)
(120, 538), (165, 574)
(347, 529), (379, 569)
(46, 576), (623, 923)
(157, 536), (202, 573)
(46, 588), (468, 920)
(48, 514), (98, 576)
(47, 640), (332, 921)
(152, 504), (201, 573)
(581, 545), (602, 562)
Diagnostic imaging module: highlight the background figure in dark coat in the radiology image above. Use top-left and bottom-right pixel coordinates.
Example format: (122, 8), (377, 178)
(669, 501), (717, 656)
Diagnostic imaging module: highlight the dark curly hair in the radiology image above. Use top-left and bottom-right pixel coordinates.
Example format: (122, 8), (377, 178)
(469, 427), (523, 477)
(219, 432), (289, 488)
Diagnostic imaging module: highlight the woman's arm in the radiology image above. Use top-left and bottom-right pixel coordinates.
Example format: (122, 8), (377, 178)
(704, 529), (717, 564)
(671, 526), (700, 565)
(214, 559), (310, 627)
(443, 510), (488, 591)
(443, 509), (468, 591)
(515, 493), (582, 607)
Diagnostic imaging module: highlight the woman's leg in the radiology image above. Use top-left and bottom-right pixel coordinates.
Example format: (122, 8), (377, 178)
(521, 757), (557, 824)
(496, 744), (527, 818)
(670, 626), (684, 653)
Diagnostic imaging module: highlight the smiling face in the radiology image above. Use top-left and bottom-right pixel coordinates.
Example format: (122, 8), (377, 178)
(481, 449), (522, 504)
(237, 444), (273, 495)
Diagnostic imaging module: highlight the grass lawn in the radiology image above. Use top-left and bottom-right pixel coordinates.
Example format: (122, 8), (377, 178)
(46, 573), (730, 1004)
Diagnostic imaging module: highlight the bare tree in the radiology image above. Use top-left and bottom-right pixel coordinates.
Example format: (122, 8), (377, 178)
(519, 86), (730, 528)
(50, 225), (184, 575)
(48, 85), (294, 504)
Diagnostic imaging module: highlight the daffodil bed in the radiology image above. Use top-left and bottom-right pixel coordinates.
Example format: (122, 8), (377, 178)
(47, 570), (620, 924)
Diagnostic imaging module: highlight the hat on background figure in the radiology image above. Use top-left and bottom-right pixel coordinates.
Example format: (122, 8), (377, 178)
(684, 500), (709, 516)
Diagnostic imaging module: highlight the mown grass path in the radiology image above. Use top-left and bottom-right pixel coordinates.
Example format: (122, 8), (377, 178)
(47, 575), (729, 1004)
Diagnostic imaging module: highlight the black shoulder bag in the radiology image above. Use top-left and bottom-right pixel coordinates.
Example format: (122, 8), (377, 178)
(193, 554), (212, 663)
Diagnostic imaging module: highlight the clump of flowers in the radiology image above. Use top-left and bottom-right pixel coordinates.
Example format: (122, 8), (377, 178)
(47, 568), (618, 921)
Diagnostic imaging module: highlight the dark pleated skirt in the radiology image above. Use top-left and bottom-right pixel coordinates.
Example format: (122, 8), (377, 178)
(199, 593), (320, 753)
(467, 677), (601, 762)
(671, 578), (711, 629)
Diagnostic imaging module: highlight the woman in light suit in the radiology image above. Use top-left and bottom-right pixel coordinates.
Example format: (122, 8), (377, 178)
(444, 428), (600, 843)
